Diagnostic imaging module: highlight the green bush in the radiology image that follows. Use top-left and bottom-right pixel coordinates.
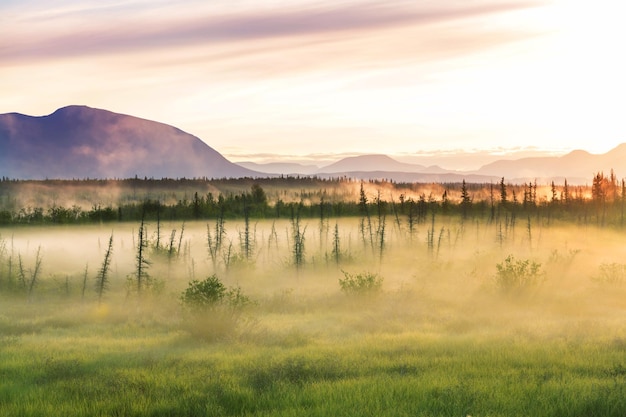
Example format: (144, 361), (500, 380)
(181, 275), (226, 310)
(494, 255), (543, 295)
(180, 275), (251, 340)
(338, 271), (383, 296)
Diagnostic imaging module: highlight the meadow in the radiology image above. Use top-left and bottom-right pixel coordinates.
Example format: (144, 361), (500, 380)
(1, 182), (626, 416)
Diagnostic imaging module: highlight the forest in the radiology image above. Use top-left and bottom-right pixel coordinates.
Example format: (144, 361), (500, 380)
(0, 172), (624, 226)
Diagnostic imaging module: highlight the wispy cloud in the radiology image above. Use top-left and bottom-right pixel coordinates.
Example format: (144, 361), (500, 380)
(1, 1), (542, 63)
(9, 0), (595, 159)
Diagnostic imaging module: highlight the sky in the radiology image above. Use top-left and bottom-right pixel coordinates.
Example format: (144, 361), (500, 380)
(2, 0), (625, 166)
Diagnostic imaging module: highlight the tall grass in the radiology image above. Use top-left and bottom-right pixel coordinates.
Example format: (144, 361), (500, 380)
(1, 301), (625, 417)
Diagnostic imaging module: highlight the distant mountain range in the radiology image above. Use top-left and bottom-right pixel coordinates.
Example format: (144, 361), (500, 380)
(1, 105), (623, 184)
(237, 149), (626, 185)
(471, 146), (626, 183)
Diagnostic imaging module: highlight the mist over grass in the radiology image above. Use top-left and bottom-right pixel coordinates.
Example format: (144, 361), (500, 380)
(1, 213), (625, 416)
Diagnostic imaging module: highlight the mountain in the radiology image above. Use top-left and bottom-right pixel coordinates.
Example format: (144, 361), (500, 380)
(318, 154), (426, 174)
(235, 149), (624, 185)
(474, 145), (626, 183)
(239, 145), (626, 185)
(236, 161), (320, 175)
(235, 154), (460, 179)
(315, 170), (499, 183)
(0, 105), (260, 179)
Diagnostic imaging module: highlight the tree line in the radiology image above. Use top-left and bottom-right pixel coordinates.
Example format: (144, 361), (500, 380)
(0, 173), (625, 227)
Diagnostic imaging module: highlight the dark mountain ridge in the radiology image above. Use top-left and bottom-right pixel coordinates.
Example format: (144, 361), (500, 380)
(0, 105), (260, 179)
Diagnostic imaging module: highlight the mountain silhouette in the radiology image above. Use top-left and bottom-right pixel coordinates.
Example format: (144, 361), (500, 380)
(474, 145), (626, 183)
(318, 154), (426, 174)
(236, 161), (320, 176)
(0, 105), (260, 179)
(234, 146), (626, 185)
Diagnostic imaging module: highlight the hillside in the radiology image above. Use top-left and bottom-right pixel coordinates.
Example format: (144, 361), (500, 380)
(0, 105), (260, 179)
(474, 145), (626, 182)
(318, 154), (426, 174)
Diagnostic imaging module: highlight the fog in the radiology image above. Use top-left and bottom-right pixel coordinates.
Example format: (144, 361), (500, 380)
(2, 215), (625, 343)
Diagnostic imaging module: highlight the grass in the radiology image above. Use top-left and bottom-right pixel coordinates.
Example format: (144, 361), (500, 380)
(2, 334), (625, 416)
(1, 288), (625, 417)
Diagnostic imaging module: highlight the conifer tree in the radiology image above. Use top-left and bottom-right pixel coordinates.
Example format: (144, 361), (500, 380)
(95, 234), (113, 304)
(460, 179), (472, 219)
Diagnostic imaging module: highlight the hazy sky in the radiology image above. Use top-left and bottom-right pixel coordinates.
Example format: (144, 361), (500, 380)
(2, 0), (625, 163)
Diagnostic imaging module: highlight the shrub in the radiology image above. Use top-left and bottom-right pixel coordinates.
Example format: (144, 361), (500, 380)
(181, 275), (226, 310)
(180, 275), (251, 340)
(338, 271), (383, 296)
(494, 255), (543, 295)
(592, 263), (626, 286)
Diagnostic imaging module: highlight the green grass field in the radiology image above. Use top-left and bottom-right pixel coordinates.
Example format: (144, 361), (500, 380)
(1, 217), (625, 416)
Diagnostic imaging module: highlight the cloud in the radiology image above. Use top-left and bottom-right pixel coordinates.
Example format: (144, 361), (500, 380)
(1, 1), (543, 63)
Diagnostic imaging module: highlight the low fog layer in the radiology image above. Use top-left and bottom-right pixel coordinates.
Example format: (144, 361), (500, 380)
(2, 216), (625, 341)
